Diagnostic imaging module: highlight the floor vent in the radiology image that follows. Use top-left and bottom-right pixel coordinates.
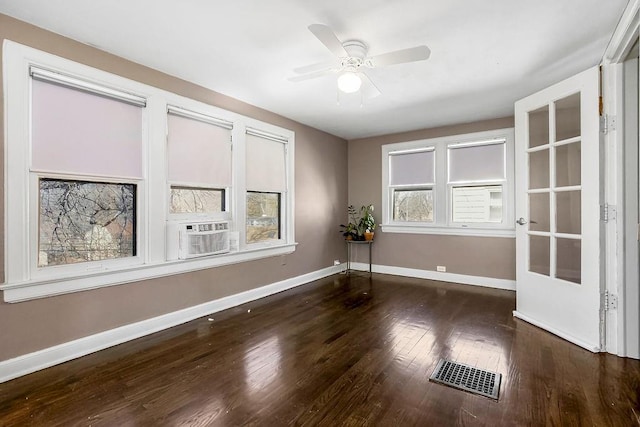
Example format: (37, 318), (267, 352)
(429, 359), (501, 400)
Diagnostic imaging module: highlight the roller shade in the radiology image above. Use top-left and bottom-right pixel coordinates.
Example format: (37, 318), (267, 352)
(448, 141), (505, 183)
(31, 77), (143, 179)
(246, 132), (287, 192)
(167, 111), (232, 188)
(389, 149), (435, 186)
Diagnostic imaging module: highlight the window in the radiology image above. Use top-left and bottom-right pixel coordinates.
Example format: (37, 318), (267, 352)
(245, 129), (288, 245)
(3, 41), (296, 302)
(388, 148), (435, 223)
(167, 106), (232, 217)
(382, 128), (514, 237)
(30, 67), (145, 270)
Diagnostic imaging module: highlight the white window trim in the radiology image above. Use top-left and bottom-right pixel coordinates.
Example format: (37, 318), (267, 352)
(2, 40), (296, 302)
(381, 128), (515, 238)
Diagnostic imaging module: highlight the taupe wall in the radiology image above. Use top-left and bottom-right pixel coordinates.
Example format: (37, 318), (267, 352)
(347, 117), (516, 280)
(0, 14), (348, 361)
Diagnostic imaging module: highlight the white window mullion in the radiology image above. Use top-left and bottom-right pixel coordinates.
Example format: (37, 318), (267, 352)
(146, 96), (167, 264)
(436, 142), (448, 226)
(233, 123), (247, 250)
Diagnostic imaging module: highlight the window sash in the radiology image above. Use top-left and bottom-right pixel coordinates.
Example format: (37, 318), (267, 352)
(392, 187), (435, 223)
(38, 178), (137, 267)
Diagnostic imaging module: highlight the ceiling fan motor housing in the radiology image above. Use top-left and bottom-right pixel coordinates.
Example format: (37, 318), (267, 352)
(341, 40), (369, 70)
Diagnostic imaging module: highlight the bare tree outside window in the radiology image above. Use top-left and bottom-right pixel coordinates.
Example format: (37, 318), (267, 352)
(170, 187), (224, 214)
(39, 179), (136, 267)
(246, 192), (280, 243)
(393, 189), (434, 222)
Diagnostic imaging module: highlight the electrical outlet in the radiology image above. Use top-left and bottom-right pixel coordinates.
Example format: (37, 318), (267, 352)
(436, 266), (446, 272)
(333, 260), (341, 266)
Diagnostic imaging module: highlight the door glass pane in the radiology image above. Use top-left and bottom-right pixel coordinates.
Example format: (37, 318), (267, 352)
(555, 93), (581, 141)
(555, 142), (581, 187)
(529, 149), (549, 189)
(556, 191), (581, 235)
(529, 235), (550, 276)
(528, 105), (549, 148)
(557, 238), (581, 284)
(529, 193), (550, 232)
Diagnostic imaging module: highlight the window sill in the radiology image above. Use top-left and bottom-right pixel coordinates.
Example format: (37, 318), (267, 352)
(380, 224), (515, 238)
(1, 243), (298, 303)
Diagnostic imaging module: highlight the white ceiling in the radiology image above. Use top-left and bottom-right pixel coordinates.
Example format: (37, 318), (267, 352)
(0, 0), (630, 140)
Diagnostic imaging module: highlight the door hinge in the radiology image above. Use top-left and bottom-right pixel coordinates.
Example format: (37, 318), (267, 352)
(601, 203), (617, 222)
(599, 114), (616, 134)
(602, 290), (618, 311)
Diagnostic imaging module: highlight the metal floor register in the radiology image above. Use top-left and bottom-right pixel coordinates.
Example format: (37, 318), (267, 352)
(429, 359), (502, 400)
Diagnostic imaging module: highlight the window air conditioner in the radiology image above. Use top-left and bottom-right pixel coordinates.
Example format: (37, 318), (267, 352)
(166, 220), (230, 260)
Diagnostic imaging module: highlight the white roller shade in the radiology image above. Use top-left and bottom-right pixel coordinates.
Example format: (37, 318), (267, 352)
(31, 78), (143, 178)
(389, 149), (435, 186)
(167, 112), (232, 187)
(448, 141), (505, 182)
(246, 132), (286, 192)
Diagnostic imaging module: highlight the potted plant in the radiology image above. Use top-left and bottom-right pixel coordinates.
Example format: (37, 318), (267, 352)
(359, 204), (376, 241)
(339, 204), (376, 241)
(339, 221), (357, 240)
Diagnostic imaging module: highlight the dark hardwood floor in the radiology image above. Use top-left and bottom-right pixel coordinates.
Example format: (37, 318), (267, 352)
(1, 273), (639, 426)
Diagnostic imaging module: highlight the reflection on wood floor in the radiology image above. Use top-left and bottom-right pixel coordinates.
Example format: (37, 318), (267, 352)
(1, 273), (639, 426)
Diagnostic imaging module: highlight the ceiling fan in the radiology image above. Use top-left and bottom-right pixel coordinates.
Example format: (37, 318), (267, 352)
(290, 24), (431, 98)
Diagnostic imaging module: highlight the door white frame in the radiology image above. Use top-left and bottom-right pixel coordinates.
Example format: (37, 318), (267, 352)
(601, 0), (639, 357)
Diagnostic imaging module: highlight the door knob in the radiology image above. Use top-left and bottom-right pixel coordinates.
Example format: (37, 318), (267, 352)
(516, 217), (528, 225)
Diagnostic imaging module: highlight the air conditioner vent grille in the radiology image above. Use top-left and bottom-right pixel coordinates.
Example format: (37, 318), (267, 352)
(187, 231), (228, 255)
(166, 220), (230, 260)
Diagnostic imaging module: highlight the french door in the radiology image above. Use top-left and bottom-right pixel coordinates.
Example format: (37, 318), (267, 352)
(514, 67), (602, 351)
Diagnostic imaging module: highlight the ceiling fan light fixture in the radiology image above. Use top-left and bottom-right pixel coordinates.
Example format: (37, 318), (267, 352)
(337, 71), (362, 93)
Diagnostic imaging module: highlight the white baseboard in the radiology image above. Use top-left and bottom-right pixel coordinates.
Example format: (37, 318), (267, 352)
(349, 262), (516, 291)
(512, 310), (600, 353)
(0, 264), (346, 383)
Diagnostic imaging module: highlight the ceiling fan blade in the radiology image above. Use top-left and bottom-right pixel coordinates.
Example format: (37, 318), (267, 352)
(288, 68), (336, 83)
(360, 70), (382, 99)
(293, 60), (340, 75)
(308, 24), (349, 58)
(367, 45), (431, 68)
